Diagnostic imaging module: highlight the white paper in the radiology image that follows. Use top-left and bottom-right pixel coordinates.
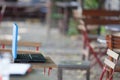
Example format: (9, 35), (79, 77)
(9, 63), (31, 75)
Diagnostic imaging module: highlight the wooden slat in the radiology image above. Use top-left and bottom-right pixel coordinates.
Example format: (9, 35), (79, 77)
(73, 10), (120, 25)
(113, 37), (120, 39)
(83, 18), (120, 25)
(18, 41), (40, 47)
(107, 49), (119, 60)
(113, 42), (120, 45)
(113, 40), (120, 43)
(104, 58), (115, 69)
(0, 40), (41, 47)
(110, 35), (120, 49)
(113, 44), (120, 48)
(113, 39), (120, 42)
(113, 45), (120, 48)
(0, 48), (41, 54)
(112, 35), (120, 38)
(82, 10), (120, 16)
(0, 40), (12, 45)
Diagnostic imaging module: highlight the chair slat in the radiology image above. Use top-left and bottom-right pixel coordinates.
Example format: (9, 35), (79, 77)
(82, 10), (120, 16)
(113, 46), (120, 49)
(83, 18), (120, 25)
(112, 35), (120, 39)
(107, 49), (119, 60)
(113, 40), (120, 43)
(104, 58), (115, 69)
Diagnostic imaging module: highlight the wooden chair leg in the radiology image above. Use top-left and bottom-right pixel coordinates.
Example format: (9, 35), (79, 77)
(57, 67), (63, 80)
(57, 67), (90, 80)
(86, 69), (90, 80)
(82, 54), (85, 60)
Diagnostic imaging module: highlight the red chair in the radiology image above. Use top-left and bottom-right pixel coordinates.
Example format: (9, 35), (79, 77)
(78, 20), (107, 68)
(100, 35), (120, 80)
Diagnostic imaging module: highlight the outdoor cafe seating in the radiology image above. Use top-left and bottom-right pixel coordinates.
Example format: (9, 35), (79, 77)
(1, 0), (120, 80)
(99, 34), (120, 80)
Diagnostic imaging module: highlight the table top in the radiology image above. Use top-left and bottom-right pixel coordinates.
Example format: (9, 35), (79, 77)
(0, 1), (47, 7)
(0, 48), (57, 68)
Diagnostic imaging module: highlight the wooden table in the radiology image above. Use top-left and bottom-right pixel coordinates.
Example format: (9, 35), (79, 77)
(55, 1), (78, 34)
(0, 1), (50, 19)
(0, 51), (57, 80)
(31, 57), (57, 69)
(9, 57), (56, 80)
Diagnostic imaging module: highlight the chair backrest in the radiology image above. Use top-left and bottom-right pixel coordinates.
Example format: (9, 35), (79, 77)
(106, 35), (120, 71)
(0, 40), (41, 53)
(104, 49), (119, 69)
(82, 10), (120, 25)
(106, 34), (120, 50)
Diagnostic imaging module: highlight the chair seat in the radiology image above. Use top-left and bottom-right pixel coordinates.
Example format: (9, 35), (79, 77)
(88, 34), (98, 40)
(58, 60), (90, 70)
(90, 41), (107, 49)
(90, 41), (107, 54)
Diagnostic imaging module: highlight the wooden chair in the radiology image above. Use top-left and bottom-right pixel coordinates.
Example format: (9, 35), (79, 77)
(102, 34), (120, 80)
(73, 10), (106, 63)
(99, 49), (119, 80)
